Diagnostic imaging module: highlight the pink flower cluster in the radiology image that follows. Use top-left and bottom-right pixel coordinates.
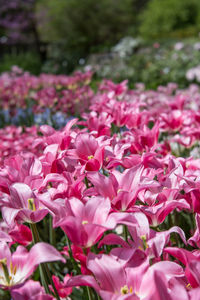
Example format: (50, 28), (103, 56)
(1, 78), (200, 299)
(0, 126), (39, 165)
(0, 69), (93, 115)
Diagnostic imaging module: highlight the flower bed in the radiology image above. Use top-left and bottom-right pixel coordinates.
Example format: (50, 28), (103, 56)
(0, 74), (200, 299)
(0, 68), (93, 127)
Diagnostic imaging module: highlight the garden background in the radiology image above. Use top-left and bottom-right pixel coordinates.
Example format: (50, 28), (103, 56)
(1, 0), (200, 87)
(1, 1), (200, 300)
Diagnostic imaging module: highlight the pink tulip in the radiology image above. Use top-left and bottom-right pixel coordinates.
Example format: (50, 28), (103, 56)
(66, 252), (185, 300)
(55, 196), (112, 248)
(11, 280), (54, 300)
(0, 183), (49, 226)
(0, 242), (65, 289)
(99, 223), (186, 260)
(164, 247), (200, 288)
(142, 199), (190, 226)
(50, 274), (73, 298)
(66, 252), (140, 299)
(87, 165), (160, 210)
(189, 287), (200, 300)
(188, 214), (200, 248)
(0, 230), (12, 243)
(55, 196), (142, 248)
(0, 154), (43, 194)
(80, 111), (113, 137)
(67, 133), (104, 171)
(9, 224), (32, 246)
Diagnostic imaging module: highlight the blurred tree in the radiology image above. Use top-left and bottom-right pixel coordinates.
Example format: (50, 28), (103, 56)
(0, 0), (35, 44)
(133, 0), (150, 13)
(36, 0), (136, 56)
(0, 0), (45, 61)
(139, 0), (200, 39)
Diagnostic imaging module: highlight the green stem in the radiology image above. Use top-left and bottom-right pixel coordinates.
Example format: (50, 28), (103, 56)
(49, 215), (55, 246)
(123, 225), (128, 243)
(96, 292), (101, 300)
(39, 264), (51, 295)
(85, 176), (89, 189)
(30, 223), (40, 244)
(30, 223), (60, 300)
(102, 168), (108, 176)
(30, 223), (50, 294)
(66, 235), (80, 274)
(43, 263), (61, 300)
(43, 217), (49, 242)
(86, 286), (93, 300)
(192, 212), (196, 231)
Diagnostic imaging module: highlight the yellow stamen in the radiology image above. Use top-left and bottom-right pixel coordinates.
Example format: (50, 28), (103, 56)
(13, 265), (17, 275)
(88, 155), (94, 160)
(10, 262), (13, 274)
(82, 220), (88, 225)
(28, 198), (36, 211)
(141, 235), (149, 250)
(0, 258), (10, 284)
(121, 285), (129, 294)
(10, 262), (17, 275)
(47, 182), (53, 189)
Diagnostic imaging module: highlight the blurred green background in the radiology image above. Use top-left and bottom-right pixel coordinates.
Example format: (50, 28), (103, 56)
(1, 0), (200, 88)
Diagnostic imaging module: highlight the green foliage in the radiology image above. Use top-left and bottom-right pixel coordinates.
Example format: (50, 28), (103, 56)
(41, 42), (81, 74)
(0, 52), (41, 74)
(37, 0), (136, 57)
(139, 0), (200, 39)
(0, 289), (10, 300)
(128, 40), (200, 88)
(88, 38), (200, 90)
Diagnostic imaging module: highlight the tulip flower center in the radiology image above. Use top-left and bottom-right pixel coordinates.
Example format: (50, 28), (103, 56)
(88, 155), (94, 160)
(0, 259), (18, 286)
(0, 258), (10, 284)
(82, 220), (88, 225)
(186, 283), (192, 289)
(28, 198), (36, 211)
(120, 285), (133, 295)
(141, 235), (148, 250)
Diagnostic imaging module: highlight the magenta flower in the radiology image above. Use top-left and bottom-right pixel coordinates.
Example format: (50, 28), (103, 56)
(0, 242), (65, 289)
(161, 110), (185, 131)
(9, 224), (32, 246)
(141, 199), (190, 227)
(130, 122), (160, 153)
(66, 252), (184, 300)
(0, 230), (12, 243)
(55, 196), (112, 248)
(87, 165), (160, 210)
(67, 133), (104, 171)
(99, 223), (186, 260)
(66, 252), (140, 299)
(0, 154), (43, 194)
(11, 279), (54, 300)
(50, 274), (73, 298)
(54, 196), (139, 248)
(0, 183), (49, 226)
(164, 247), (200, 288)
(189, 287), (200, 300)
(80, 111), (113, 137)
(188, 214), (200, 248)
